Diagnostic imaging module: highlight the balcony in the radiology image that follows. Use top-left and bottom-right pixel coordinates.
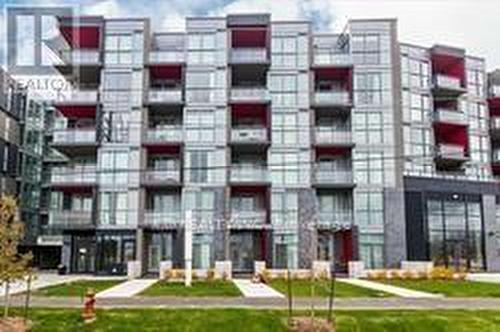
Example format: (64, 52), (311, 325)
(230, 87), (270, 103)
(314, 128), (353, 147)
(147, 88), (183, 105)
(230, 210), (268, 229)
(144, 127), (183, 145)
(491, 117), (500, 139)
(142, 168), (181, 186)
(312, 53), (353, 67)
(230, 48), (268, 64)
(313, 91), (351, 108)
(313, 168), (355, 188)
(52, 129), (97, 145)
(492, 150), (500, 164)
(54, 90), (98, 105)
(317, 211), (353, 229)
(434, 108), (467, 126)
(231, 127), (268, 144)
(143, 211), (182, 228)
(149, 51), (185, 64)
(435, 144), (468, 162)
(49, 210), (93, 228)
(50, 166), (97, 187)
(59, 49), (100, 65)
(230, 165), (269, 184)
(432, 74), (466, 97)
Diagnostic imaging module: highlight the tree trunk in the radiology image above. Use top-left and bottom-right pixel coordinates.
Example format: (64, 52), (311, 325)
(4, 281), (10, 318)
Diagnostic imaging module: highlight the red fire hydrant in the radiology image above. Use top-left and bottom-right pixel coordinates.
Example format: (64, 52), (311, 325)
(82, 288), (96, 324)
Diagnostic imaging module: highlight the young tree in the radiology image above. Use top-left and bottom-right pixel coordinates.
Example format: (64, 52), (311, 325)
(0, 195), (32, 318)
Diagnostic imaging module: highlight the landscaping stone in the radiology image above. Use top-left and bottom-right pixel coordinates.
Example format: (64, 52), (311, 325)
(348, 261), (365, 279)
(215, 261), (232, 280)
(159, 261), (173, 280)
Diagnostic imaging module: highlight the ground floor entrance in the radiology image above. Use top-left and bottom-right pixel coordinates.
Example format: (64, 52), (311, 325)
(144, 231), (176, 274)
(230, 231), (266, 273)
(317, 229), (355, 273)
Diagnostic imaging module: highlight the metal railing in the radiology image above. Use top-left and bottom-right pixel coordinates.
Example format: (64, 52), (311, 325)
(52, 129), (96, 144)
(314, 91), (351, 105)
(230, 165), (269, 182)
(145, 126), (183, 143)
(314, 128), (352, 145)
(49, 210), (93, 227)
(142, 168), (181, 184)
(434, 108), (466, 125)
(149, 51), (185, 63)
(143, 211), (182, 226)
(60, 49), (100, 65)
(230, 87), (269, 102)
(313, 53), (352, 66)
(318, 211), (353, 227)
(54, 90), (98, 104)
(436, 144), (467, 159)
(314, 168), (354, 184)
(434, 74), (462, 90)
(230, 48), (268, 63)
(230, 210), (267, 226)
(148, 88), (183, 103)
(51, 166), (97, 184)
(231, 127), (267, 142)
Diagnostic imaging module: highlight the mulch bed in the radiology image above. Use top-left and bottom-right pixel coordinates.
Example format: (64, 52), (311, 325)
(289, 316), (334, 332)
(0, 317), (32, 332)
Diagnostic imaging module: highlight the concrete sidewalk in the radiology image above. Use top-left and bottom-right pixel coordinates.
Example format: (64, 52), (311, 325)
(233, 279), (285, 298)
(337, 278), (442, 298)
(0, 274), (82, 296)
(96, 279), (158, 298)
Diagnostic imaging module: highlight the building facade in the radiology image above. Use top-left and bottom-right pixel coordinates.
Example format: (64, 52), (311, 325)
(36, 13), (500, 275)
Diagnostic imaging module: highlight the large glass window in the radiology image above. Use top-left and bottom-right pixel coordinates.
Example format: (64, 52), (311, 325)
(100, 150), (128, 186)
(272, 113), (298, 145)
(272, 191), (298, 229)
(351, 34), (380, 64)
(99, 192), (128, 226)
(272, 37), (297, 68)
(354, 152), (384, 185)
(185, 110), (215, 143)
(355, 191), (383, 226)
(105, 34), (133, 65)
(187, 33), (215, 65)
(270, 74), (297, 106)
(359, 234), (384, 269)
(274, 234), (298, 269)
(193, 234), (212, 269)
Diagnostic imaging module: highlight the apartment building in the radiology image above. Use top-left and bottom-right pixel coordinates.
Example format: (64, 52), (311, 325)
(39, 13), (500, 275)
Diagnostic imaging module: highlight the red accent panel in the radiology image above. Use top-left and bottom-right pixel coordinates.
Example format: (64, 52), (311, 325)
(231, 28), (267, 48)
(231, 186), (267, 195)
(55, 105), (96, 118)
(433, 123), (468, 149)
(434, 100), (457, 109)
(431, 53), (465, 87)
(53, 186), (93, 193)
(314, 67), (351, 81)
(341, 230), (354, 264)
(60, 26), (100, 49)
(144, 145), (180, 154)
(315, 147), (351, 158)
(149, 65), (182, 80)
(231, 104), (268, 126)
(260, 230), (266, 261)
(488, 98), (500, 116)
(492, 164), (500, 175)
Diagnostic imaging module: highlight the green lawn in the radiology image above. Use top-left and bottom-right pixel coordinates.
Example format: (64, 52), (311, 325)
(10, 308), (500, 331)
(32, 280), (123, 298)
(381, 279), (500, 297)
(269, 279), (391, 298)
(139, 281), (241, 297)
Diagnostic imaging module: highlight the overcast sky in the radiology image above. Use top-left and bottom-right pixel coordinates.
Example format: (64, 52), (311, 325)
(2, 0), (500, 68)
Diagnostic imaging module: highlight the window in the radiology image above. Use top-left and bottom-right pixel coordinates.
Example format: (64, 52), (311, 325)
(188, 33), (215, 64)
(185, 110), (215, 143)
(105, 34), (133, 65)
(274, 234), (298, 269)
(270, 75), (297, 106)
(193, 234), (212, 269)
(355, 73), (384, 105)
(184, 190), (215, 227)
(351, 34), (380, 64)
(99, 191), (128, 225)
(359, 234), (384, 269)
(186, 150), (208, 183)
(272, 113), (298, 145)
(353, 112), (383, 144)
(356, 191), (384, 226)
(270, 152), (299, 185)
(272, 191), (298, 228)
(186, 71), (215, 103)
(318, 192), (352, 224)
(272, 37), (297, 68)
(100, 150), (128, 186)
(467, 69), (484, 97)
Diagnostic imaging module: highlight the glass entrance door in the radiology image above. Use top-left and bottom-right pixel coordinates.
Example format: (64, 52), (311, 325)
(146, 232), (173, 273)
(230, 232), (262, 273)
(96, 233), (136, 275)
(72, 234), (96, 273)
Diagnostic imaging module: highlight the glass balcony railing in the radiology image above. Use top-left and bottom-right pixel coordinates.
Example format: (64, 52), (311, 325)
(434, 108), (466, 125)
(143, 211), (182, 226)
(318, 211), (353, 227)
(51, 166), (97, 185)
(145, 126), (183, 143)
(230, 210), (267, 227)
(230, 48), (268, 63)
(149, 51), (185, 63)
(54, 90), (98, 104)
(52, 129), (96, 144)
(148, 88), (183, 104)
(314, 168), (354, 185)
(142, 168), (181, 184)
(436, 144), (467, 160)
(492, 150), (500, 163)
(313, 91), (351, 106)
(433, 74), (462, 90)
(60, 49), (100, 65)
(314, 128), (352, 145)
(230, 165), (269, 183)
(231, 127), (267, 143)
(49, 210), (93, 227)
(313, 53), (352, 67)
(230, 87), (269, 102)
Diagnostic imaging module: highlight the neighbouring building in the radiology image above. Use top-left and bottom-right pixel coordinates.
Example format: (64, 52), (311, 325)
(31, 13), (500, 275)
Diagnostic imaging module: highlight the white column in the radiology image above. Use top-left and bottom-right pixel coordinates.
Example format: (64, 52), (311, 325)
(185, 210), (193, 287)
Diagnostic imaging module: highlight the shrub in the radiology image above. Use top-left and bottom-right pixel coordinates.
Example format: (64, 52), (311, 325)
(429, 267), (454, 280)
(260, 269), (272, 284)
(164, 269), (173, 281)
(206, 268), (216, 281)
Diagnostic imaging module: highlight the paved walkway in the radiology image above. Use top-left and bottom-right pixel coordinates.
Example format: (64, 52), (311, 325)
(337, 278), (442, 298)
(233, 279), (285, 298)
(0, 274), (83, 296)
(467, 273), (500, 284)
(96, 279), (158, 298)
